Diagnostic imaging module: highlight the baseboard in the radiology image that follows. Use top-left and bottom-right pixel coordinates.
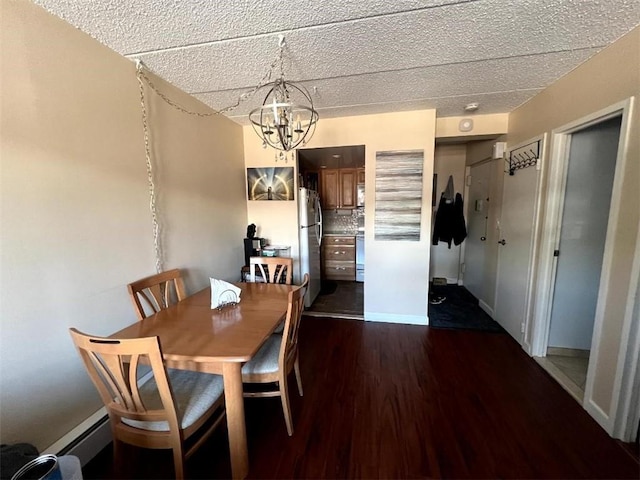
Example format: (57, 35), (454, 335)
(478, 299), (494, 317)
(365, 312), (427, 325)
(42, 408), (111, 467)
(547, 346), (590, 358)
(304, 311), (364, 321)
(42, 370), (155, 467)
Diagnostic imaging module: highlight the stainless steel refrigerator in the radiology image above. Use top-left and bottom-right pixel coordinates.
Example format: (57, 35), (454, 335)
(298, 187), (322, 307)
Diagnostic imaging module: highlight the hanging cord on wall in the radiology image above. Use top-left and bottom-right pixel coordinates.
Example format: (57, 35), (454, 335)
(136, 60), (164, 274)
(133, 39), (292, 271)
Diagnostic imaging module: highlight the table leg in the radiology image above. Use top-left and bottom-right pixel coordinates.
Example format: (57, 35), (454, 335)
(223, 362), (248, 479)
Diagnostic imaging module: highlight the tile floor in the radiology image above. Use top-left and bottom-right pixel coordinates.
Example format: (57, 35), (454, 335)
(305, 280), (363, 319)
(546, 354), (589, 390)
(536, 351), (589, 402)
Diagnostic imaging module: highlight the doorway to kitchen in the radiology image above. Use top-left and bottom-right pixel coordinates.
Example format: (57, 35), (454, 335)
(298, 145), (365, 319)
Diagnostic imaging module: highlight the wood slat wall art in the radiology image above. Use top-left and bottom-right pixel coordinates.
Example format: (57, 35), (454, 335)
(374, 150), (424, 241)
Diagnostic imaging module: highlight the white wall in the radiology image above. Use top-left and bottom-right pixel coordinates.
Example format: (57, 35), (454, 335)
(430, 145), (467, 283)
(0, 2), (246, 450)
(244, 110), (437, 324)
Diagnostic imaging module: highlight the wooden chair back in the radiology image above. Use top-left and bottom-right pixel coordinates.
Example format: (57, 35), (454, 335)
(280, 274), (309, 371)
(69, 328), (180, 432)
(241, 274), (309, 436)
(69, 328), (225, 479)
(127, 269), (186, 320)
(249, 257), (293, 284)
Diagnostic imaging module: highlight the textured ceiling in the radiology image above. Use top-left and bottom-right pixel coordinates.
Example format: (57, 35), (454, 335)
(34, 0), (640, 124)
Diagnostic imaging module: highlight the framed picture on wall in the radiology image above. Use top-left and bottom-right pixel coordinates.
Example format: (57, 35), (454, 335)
(246, 167), (295, 201)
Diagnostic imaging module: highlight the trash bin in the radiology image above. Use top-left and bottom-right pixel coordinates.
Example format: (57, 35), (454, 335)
(11, 454), (61, 480)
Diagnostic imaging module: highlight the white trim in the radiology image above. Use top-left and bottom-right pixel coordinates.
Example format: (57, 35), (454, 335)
(585, 397), (612, 433)
(530, 97), (636, 434)
(41, 369), (155, 465)
(365, 312), (428, 325)
(522, 134), (547, 353)
(612, 201), (640, 441)
(530, 129), (569, 357)
(42, 408), (111, 466)
(582, 99), (634, 434)
(458, 166), (472, 285)
(478, 299), (494, 317)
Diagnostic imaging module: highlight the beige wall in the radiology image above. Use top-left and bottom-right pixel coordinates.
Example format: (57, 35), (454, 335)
(508, 26), (640, 423)
(0, 2), (246, 450)
(436, 113), (509, 139)
(244, 110), (437, 323)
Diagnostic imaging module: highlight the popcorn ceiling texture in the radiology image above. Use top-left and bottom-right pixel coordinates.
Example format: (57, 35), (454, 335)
(35, 0), (640, 122)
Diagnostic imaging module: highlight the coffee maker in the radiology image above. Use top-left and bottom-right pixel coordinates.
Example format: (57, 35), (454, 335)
(244, 237), (266, 266)
(244, 224), (266, 266)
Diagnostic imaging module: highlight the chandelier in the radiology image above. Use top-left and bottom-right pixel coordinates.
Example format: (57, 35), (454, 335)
(249, 36), (319, 160)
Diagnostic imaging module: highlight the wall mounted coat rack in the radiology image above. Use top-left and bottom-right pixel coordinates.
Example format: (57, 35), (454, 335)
(506, 140), (540, 175)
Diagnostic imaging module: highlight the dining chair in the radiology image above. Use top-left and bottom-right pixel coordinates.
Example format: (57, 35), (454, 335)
(249, 256), (293, 284)
(241, 273), (309, 436)
(69, 328), (225, 480)
(127, 269), (186, 320)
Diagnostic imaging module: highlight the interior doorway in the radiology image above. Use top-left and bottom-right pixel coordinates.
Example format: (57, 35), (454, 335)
(541, 116), (622, 399)
(464, 160), (496, 315)
(298, 145), (365, 319)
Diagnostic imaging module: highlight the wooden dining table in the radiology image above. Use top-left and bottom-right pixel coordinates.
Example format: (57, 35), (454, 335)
(110, 281), (298, 479)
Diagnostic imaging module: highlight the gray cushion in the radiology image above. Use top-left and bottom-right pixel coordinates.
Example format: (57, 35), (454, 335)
(241, 334), (282, 375)
(121, 369), (224, 432)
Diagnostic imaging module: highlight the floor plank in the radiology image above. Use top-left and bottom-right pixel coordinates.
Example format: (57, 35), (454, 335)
(83, 316), (639, 479)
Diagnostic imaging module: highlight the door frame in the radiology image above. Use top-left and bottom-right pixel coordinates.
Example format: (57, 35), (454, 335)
(493, 134), (547, 349)
(457, 166), (472, 286)
(529, 97), (637, 437)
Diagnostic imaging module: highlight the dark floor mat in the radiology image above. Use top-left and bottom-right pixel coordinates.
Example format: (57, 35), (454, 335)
(428, 284), (506, 333)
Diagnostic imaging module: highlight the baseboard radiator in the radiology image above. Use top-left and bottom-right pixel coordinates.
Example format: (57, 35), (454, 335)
(43, 409), (112, 467)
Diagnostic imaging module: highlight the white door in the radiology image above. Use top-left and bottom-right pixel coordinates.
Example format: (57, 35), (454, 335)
(464, 161), (492, 304)
(494, 152), (541, 343)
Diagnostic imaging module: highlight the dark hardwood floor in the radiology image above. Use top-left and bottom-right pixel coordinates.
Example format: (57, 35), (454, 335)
(83, 316), (639, 479)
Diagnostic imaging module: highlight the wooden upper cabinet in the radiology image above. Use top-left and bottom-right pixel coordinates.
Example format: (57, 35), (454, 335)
(320, 169), (339, 209)
(340, 169), (357, 208)
(321, 168), (357, 209)
(357, 168), (365, 185)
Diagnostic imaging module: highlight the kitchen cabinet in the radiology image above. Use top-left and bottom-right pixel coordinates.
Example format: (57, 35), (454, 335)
(321, 168), (357, 209)
(357, 168), (365, 185)
(322, 236), (356, 281)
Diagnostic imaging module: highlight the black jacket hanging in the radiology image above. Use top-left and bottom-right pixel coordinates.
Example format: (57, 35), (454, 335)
(432, 192), (467, 248)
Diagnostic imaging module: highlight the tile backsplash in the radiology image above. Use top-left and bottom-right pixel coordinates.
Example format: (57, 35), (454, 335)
(323, 209), (364, 234)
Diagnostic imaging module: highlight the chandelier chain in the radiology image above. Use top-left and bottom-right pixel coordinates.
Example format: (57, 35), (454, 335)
(135, 38), (286, 116)
(136, 63), (164, 274)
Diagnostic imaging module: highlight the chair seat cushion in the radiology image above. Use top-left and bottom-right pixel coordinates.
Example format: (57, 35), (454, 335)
(121, 369), (224, 432)
(242, 334), (283, 376)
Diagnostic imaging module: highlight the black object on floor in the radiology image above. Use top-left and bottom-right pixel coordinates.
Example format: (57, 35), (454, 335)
(428, 284), (506, 333)
(319, 280), (338, 295)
